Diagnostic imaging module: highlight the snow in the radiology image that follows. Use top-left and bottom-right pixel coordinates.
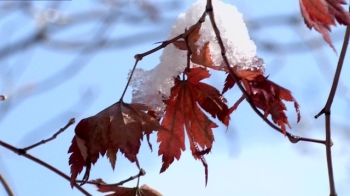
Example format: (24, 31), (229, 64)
(130, 0), (265, 113)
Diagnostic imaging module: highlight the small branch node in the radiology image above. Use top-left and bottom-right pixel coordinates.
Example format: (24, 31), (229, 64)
(329, 140), (334, 147)
(315, 109), (325, 119)
(17, 148), (26, 155)
(134, 54), (143, 61)
(139, 168), (146, 176)
(288, 134), (300, 143)
(69, 118), (76, 125)
(205, 7), (213, 12)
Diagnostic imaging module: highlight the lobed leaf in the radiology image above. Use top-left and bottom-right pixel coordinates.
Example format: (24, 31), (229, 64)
(299, 0), (350, 51)
(68, 102), (162, 187)
(158, 67), (230, 184)
(245, 75), (300, 135)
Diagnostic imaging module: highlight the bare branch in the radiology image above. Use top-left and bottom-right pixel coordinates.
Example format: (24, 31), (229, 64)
(0, 140), (92, 196)
(313, 6), (350, 196)
(21, 118), (75, 151)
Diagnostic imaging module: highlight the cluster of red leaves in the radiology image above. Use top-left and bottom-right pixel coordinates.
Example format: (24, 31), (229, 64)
(68, 18), (300, 190)
(167, 19), (300, 181)
(67, 0), (350, 191)
(299, 0), (350, 51)
(68, 102), (162, 187)
(93, 179), (162, 196)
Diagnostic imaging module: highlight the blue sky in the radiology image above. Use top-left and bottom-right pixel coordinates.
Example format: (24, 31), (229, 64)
(0, 0), (350, 195)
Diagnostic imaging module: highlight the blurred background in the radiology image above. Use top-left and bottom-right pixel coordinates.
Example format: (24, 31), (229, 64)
(0, 0), (350, 195)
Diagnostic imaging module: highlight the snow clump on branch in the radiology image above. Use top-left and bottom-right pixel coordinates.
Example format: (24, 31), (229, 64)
(130, 0), (265, 113)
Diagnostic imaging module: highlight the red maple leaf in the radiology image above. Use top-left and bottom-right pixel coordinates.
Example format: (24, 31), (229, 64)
(299, 0), (350, 51)
(244, 75), (300, 134)
(68, 102), (162, 187)
(223, 70), (300, 135)
(157, 67), (230, 184)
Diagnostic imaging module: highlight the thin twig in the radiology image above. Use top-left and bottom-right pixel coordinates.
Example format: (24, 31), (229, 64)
(314, 8), (350, 196)
(0, 31), (44, 61)
(136, 169), (142, 188)
(205, 0), (323, 145)
(0, 140), (92, 196)
(0, 172), (14, 196)
(134, 11), (206, 61)
(82, 169), (146, 187)
(21, 118), (75, 152)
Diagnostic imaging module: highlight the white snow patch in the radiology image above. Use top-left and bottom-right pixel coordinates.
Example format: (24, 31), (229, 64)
(130, 0), (265, 113)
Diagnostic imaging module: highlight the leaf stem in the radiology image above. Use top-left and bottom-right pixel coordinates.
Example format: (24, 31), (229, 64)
(120, 59), (140, 101)
(136, 169), (144, 188)
(21, 118), (75, 151)
(0, 140), (92, 196)
(82, 168), (146, 187)
(185, 30), (192, 73)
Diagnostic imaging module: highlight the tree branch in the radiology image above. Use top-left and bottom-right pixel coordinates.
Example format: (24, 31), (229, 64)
(313, 7), (350, 196)
(0, 140), (92, 196)
(21, 118), (75, 151)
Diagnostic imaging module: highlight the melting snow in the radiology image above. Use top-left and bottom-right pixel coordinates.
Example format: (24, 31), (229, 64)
(130, 0), (265, 113)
